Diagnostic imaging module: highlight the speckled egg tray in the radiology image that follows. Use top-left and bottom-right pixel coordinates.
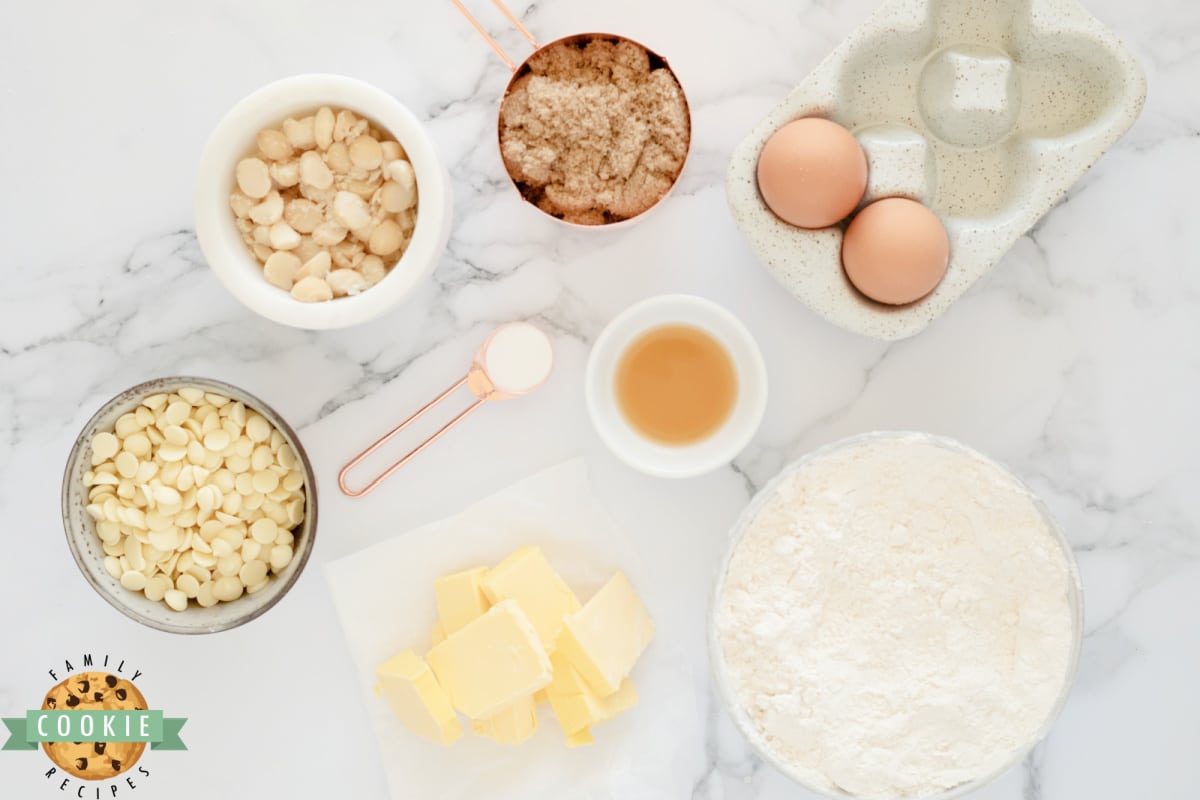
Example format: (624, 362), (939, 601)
(727, 0), (1146, 341)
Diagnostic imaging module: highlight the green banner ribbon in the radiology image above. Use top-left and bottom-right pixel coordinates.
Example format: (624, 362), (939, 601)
(3, 711), (186, 750)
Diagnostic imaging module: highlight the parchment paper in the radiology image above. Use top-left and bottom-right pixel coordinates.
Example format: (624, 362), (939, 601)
(325, 459), (702, 799)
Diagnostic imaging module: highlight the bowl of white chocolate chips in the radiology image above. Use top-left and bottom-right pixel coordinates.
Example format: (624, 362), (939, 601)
(62, 376), (318, 634)
(195, 74), (451, 329)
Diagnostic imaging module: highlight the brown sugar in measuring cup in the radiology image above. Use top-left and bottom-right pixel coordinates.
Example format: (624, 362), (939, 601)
(451, 0), (692, 226)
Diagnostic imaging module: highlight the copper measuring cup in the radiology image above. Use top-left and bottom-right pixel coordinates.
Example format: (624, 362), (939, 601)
(450, 0), (692, 227)
(338, 322), (554, 497)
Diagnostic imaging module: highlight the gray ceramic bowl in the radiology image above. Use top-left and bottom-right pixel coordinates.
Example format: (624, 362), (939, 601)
(62, 376), (318, 634)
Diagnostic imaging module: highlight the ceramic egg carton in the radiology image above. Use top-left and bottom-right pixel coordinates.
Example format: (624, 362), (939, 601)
(727, 0), (1145, 340)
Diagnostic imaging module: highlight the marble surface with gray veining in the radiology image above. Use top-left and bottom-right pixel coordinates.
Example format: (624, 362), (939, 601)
(1, 0), (1197, 797)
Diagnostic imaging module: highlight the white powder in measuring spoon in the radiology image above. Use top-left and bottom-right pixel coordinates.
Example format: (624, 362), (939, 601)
(715, 434), (1076, 799)
(484, 323), (553, 395)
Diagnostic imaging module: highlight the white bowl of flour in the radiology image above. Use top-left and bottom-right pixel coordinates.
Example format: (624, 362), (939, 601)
(710, 432), (1082, 800)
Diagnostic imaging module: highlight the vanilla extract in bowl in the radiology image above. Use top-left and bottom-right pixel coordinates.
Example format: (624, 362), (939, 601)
(615, 324), (737, 446)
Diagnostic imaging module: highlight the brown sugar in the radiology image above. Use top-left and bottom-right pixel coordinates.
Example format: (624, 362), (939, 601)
(498, 36), (690, 225)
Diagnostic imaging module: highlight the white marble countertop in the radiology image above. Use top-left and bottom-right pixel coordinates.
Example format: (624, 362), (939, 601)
(1, 0), (1197, 797)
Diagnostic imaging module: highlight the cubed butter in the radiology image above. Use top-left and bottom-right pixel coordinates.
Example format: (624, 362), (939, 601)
(557, 571), (654, 697)
(434, 566), (491, 635)
(431, 621), (446, 646)
(548, 678), (637, 735)
(427, 599), (553, 719)
(546, 651), (638, 735)
(376, 650), (462, 745)
(469, 695), (539, 744)
(533, 688), (549, 705)
(565, 728), (594, 748)
(481, 546), (580, 651)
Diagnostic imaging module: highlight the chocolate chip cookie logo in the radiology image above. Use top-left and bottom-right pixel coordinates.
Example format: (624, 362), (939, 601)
(3, 655), (186, 795)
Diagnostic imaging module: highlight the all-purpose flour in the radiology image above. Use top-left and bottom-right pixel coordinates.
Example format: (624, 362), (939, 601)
(715, 435), (1076, 799)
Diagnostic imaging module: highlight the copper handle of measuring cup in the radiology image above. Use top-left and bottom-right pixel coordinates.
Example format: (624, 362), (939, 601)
(337, 375), (488, 498)
(450, 0), (539, 70)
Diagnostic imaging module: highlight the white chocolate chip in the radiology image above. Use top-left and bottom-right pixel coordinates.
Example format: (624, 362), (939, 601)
(239, 559), (268, 586)
(250, 518), (278, 545)
(213, 576), (244, 602)
(176, 573), (201, 598)
(164, 589), (188, 612)
(196, 581), (218, 607)
(93, 432), (119, 461)
(120, 570), (147, 592)
(269, 544), (294, 572)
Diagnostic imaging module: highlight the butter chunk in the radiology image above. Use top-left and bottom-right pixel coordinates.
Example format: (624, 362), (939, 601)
(469, 695), (538, 744)
(557, 572), (654, 697)
(546, 651), (638, 735)
(565, 728), (594, 748)
(427, 599), (552, 719)
(376, 650), (462, 745)
(434, 566), (491, 635)
(481, 546), (581, 651)
(431, 621), (446, 646)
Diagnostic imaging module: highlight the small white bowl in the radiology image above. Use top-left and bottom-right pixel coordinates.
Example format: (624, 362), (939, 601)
(195, 74), (452, 330)
(585, 295), (768, 478)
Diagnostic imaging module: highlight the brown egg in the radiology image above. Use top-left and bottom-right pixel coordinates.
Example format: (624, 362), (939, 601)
(842, 198), (949, 305)
(756, 118), (868, 229)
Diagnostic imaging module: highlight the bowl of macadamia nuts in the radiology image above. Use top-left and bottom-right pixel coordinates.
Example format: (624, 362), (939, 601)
(62, 376), (318, 634)
(195, 74), (451, 329)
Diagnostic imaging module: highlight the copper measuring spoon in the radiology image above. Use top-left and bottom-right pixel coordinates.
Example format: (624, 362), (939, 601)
(338, 322), (554, 497)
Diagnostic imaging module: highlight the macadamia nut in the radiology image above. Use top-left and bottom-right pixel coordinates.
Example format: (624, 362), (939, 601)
(228, 107), (418, 303)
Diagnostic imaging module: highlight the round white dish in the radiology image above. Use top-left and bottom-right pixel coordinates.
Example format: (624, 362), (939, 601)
(194, 74), (452, 330)
(708, 431), (1083, 799)
(62, 376), (318, 634)
(585, 294), (767, 478)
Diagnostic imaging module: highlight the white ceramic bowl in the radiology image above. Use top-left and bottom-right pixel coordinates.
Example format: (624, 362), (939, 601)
(195, 74), (452, 329)
(62, 376), (318, 634)
(585, 295), (768, 478)
(709, 432), (1084, 799)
